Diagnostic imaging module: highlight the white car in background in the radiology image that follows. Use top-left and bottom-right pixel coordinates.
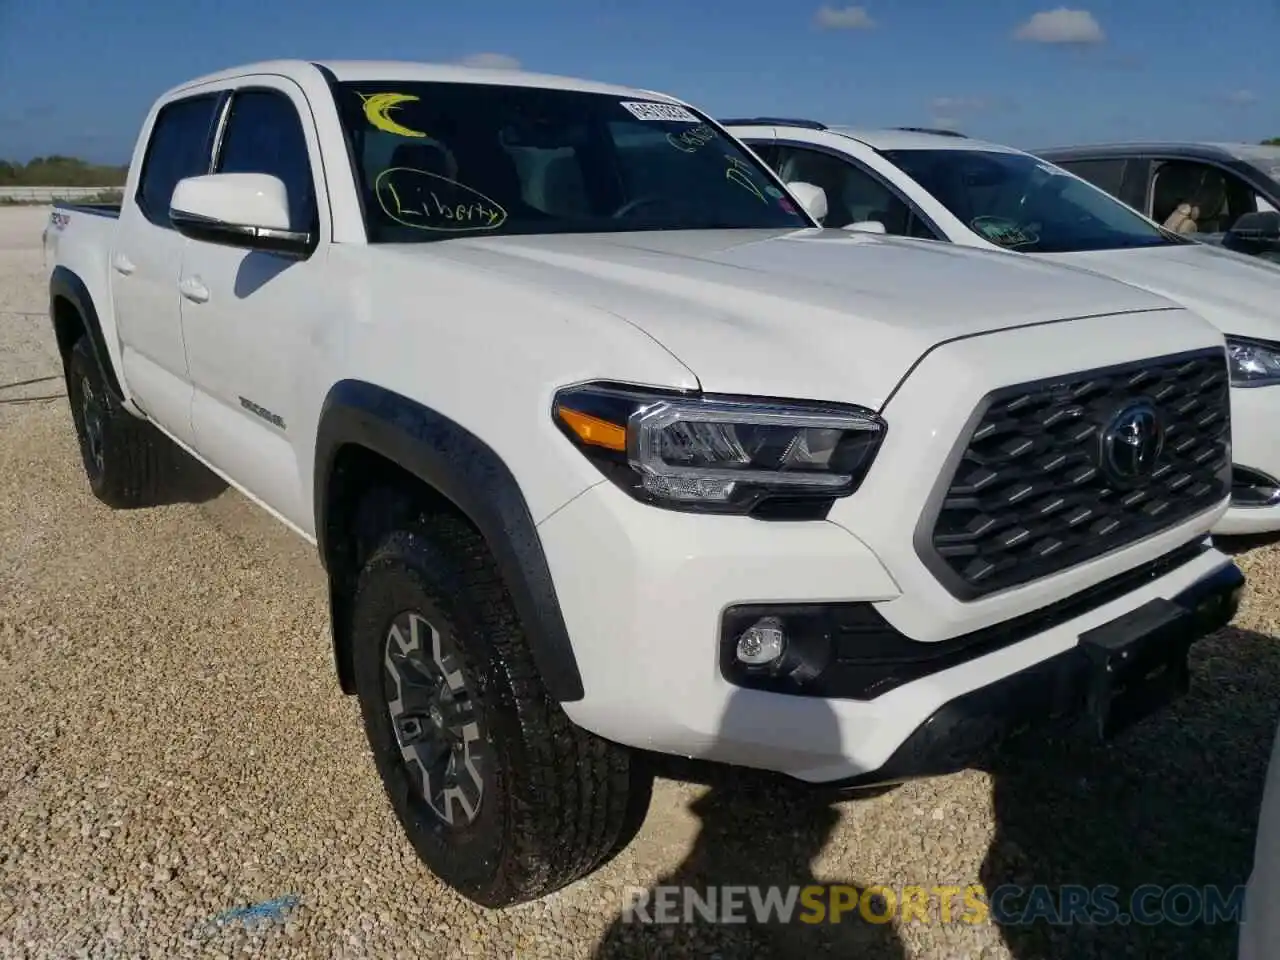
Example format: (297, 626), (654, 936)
(724, 119), (1280, 536)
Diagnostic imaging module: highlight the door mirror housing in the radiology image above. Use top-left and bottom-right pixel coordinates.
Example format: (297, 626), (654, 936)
(1228, 210), (1280, 242)
(170, 173), (313, 257)
(842, 220), (887, 234)
(785, 181), (828, 223)
(1223, 210), (1280, 257)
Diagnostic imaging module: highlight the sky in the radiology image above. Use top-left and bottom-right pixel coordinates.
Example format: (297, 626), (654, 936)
(0, 0), (1276, 164)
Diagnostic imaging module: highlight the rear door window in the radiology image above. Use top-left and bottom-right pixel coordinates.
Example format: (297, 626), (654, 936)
(135, 95), (220, 228)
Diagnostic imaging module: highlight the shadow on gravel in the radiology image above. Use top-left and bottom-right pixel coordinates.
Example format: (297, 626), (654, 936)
(1214, 533), (1280, 556)
(589, 624), (1278, 959)
(592, 691), (906, 959)
(980, 626), (1280, 960)
(145, 454), (230, 507)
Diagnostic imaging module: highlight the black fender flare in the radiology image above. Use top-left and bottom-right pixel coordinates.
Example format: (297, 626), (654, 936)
(50, 266), (125, 401)
(314, 379), (585, 703)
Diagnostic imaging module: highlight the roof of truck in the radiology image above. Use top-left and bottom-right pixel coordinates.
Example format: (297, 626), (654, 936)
(166, 58), (691, 106)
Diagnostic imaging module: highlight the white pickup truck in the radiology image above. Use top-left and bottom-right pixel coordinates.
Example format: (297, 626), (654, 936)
(43, 59), (1246, 907)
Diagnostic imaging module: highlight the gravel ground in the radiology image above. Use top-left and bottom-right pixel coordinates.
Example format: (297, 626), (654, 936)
(2, 204), (1279, 959)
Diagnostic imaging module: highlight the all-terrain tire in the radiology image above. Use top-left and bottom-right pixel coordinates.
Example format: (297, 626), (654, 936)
(349, 511), (653, 907)
(64, 335), (186, 509)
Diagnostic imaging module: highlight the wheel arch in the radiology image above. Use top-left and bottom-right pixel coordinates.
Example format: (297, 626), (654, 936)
(314, 379), (585, 703)
(49, 266), (124, 401)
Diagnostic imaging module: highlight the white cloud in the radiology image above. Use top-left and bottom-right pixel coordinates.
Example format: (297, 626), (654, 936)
(1223, 89), (1258, 105)
(457, 52), (522, 70)
(1013, 8), (1105, 45)
(814, 5), (875, 30)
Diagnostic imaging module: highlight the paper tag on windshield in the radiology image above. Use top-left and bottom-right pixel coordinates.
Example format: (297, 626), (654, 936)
(620, 100), (699, 122)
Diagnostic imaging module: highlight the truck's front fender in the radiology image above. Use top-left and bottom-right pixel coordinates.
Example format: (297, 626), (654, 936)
(313, 379), (585, 703)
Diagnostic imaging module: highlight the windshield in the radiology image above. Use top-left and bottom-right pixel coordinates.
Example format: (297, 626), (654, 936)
(882, 148), (1189, 253)
(331, 81), (811, 242)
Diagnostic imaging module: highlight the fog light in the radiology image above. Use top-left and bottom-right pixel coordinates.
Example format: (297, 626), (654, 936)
(735, 617), (787, 667)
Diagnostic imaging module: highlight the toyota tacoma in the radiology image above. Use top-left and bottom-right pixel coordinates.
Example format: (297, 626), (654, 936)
(44, 59), (1245, 907)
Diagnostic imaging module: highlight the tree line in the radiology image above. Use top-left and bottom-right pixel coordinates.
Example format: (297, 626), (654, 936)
(0, 156), (128, 188)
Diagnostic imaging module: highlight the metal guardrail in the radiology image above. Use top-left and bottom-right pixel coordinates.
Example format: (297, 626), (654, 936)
(0, 186), (123, 202)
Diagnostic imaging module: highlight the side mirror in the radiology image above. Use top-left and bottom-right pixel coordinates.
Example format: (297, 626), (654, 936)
(842, 220), (886, 234)
(170, 173), (312, 257)
(1227, 210), (1280, 242)
(785, 181), (828, 223)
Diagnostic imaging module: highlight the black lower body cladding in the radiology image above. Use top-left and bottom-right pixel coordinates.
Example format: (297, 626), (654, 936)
(313, 379), (585, 703)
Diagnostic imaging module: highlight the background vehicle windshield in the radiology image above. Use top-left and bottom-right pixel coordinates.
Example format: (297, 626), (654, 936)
(333, 81), (811, 242)
(883, 148), (1188, 253)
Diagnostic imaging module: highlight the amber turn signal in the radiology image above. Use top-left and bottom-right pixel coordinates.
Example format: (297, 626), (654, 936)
(556, 407), (627, 451)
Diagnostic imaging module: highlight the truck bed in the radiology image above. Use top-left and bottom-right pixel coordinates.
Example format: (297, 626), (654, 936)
(44, 199), (122, 279)
(53, 200), (121, 219)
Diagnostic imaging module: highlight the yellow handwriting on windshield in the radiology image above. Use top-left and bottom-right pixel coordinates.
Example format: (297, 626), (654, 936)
(725, 157), (767, 203)
(376, 168), (508, 231)
(359, 92), (427, 138)
(666, 124), (718, 153)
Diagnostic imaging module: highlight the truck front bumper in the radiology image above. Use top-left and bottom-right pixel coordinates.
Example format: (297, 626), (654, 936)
(830, 559), (1244, 790)
(537, 481), (1243, 785)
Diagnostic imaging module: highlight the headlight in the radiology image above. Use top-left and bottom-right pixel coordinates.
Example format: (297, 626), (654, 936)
(552, 382), (886, 515)
(1227, 336), (1280, 387)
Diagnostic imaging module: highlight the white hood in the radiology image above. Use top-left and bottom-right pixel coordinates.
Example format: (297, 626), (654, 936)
(1043, 242), (1280, 342)
(392, 228), (1182, 408)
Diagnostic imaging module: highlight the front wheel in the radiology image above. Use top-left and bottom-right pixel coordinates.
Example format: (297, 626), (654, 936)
(349, 513), (652, 907)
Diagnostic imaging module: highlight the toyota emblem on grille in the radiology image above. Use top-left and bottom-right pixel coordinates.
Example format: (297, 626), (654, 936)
(1099, 399), (1164, 485)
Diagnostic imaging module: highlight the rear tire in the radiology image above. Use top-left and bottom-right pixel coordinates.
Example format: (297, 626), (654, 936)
(349, 511), (652, 907)
(64, 336), (186, 509)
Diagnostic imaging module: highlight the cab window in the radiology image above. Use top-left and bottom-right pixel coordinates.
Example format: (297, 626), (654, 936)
(771, 145), (938, 238)
(1150, 159), (1261, 236)
(214, 89), (318, 233)
(135, 95), (220, 228)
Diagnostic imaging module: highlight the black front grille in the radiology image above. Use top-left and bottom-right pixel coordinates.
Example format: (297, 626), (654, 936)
(919, 349), (1231, 599)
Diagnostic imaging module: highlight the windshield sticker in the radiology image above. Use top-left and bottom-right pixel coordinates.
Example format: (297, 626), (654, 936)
(765, 186), (783, 199)
(375, 168), (507, 231)
(359, 92), (427, 138)
(725, 157), (767, 203)
(619, 100), (699, 123)
(778, 197), (797, 214)
(971, 216), (1037, 247)
(666, 124), (719, 153)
